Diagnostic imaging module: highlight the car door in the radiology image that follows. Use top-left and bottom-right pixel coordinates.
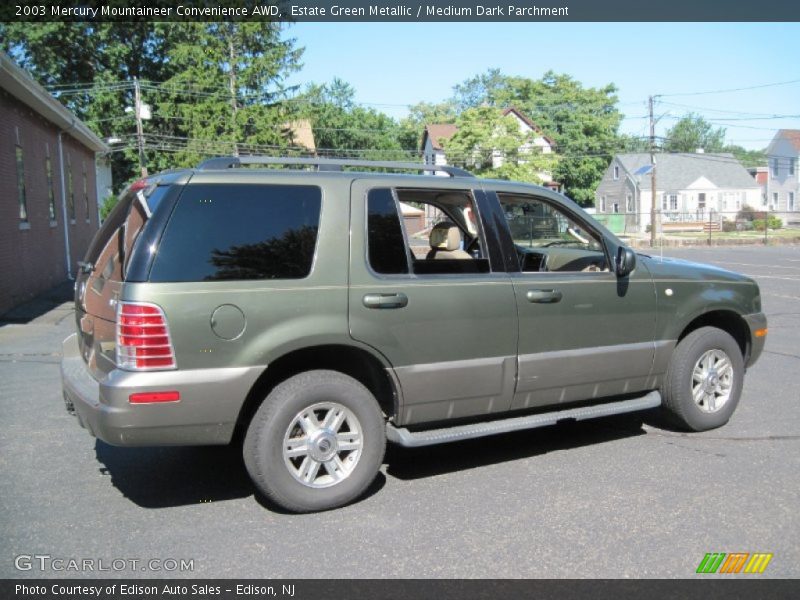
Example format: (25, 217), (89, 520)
(489, 189), (659, 410)
(348, 179), (518, 427)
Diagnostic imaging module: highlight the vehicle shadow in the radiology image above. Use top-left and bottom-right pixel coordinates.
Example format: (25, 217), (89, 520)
(94, 440), (387, 511)
(94, 411), (656, 510)
(0, 280), (74, 325)
(94, 441), (254, 509)
(385, 411), (655, 480)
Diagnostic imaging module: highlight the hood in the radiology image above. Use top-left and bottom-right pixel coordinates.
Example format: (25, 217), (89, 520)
(638, 253), (756, 286)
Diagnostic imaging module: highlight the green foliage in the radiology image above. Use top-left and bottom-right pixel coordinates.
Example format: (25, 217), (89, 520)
(152, 22), (302, 170)
(736, 205), (759, 221)
(443, 106), (557, 185)
(450, 69), (624, 204)
(617, 134), (650, 153)
(737, 206), (782, 230)
(752, 217), (782, 231)
(725, 145), (767, 168)
(299, 78), (406, 160)
(2, 21), (303, 189)
(99, 194), (118, 222)
(397, 101), (457, 151)
(664, 113), (726, 153)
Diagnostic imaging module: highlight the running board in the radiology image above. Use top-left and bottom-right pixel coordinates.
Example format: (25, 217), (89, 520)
(386, 391), (662, 448)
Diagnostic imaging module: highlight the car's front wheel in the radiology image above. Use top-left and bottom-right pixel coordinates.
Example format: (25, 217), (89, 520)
(243, 370), (386, 512)
(662, 326), (744, 431)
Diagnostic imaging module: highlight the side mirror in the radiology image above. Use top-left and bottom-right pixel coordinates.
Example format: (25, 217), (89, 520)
(616, 246), (636, 277)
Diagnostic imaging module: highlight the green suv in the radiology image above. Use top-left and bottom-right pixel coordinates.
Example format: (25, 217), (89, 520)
(61, 157), (767, 512)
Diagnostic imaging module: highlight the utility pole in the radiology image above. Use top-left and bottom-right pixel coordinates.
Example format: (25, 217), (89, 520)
(649, 95), (657, 247)
(134, 77), (147, 177)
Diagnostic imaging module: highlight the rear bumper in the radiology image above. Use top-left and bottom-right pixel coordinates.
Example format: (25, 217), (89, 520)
(743, 312), (767, 367)
(60, 333), (262, 446)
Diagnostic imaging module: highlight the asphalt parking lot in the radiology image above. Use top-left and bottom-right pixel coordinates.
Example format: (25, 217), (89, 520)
(1, 245), (798, 579)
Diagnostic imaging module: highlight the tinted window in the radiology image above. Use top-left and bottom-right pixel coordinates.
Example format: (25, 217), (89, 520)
(367, 189), (409, 275)
(150, 184), (321, 282)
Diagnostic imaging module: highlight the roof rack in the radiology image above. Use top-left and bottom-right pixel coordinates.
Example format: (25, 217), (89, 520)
(196, 156), (474, 178)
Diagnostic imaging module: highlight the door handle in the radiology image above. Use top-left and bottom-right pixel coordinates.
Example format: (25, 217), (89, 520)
(527, 289), (562, 303)
(363, 293), (408, 309)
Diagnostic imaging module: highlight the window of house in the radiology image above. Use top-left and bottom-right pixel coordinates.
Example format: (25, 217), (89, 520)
(46, 154), (56, 222)
(669, 194), (678, 211)
(772, 158), (779, 177)
(367, 188), (489, 276)
(790, 158), (796, 176)
(150, 184), (322, 282)
(612, 203), (620, 213)
(613, 165), (619, 180)
(771, 192), (778, 209)
(790, 192), (796, 211)
(16, 145), (28, 222)
(762, 193), (768, 207)
(600, 195), (606, 212)
(626, 193), (634, 212)
(67, 154), (75, 223)
(82, 163), (90, 222)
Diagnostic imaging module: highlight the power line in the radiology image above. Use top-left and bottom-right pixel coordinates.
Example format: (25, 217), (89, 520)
(659, 78), (800, 98)
(658, 100), (798, 118)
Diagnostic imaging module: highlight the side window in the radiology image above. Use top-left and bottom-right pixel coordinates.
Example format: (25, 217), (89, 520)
(150, 184), (321, 282)
(367, 189), (409, 275)
(498, 193), (608, 273)
(366, 188), (489, 275)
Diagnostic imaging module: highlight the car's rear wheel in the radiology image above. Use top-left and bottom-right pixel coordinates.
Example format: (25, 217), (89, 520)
(662, 326), (744, 431)
(243, 370), (385, 512)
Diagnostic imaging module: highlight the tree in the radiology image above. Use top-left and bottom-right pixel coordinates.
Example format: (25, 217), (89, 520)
(450, 69), (624, 204)
(151, 22), (303, 169)
(724, 145), (767, 168)
(397, 101), (457, 151)
(443, 106), (557, 185)
(299, 78), (406, 160)
(1, 22), (303, 188)
(664, 113), (726, 153)
(451, 68), (510, 112)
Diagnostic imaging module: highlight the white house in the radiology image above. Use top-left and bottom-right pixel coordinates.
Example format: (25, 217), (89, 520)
(420, 107), (558, 189)
(765, 129), (799, 220)
(594, 152), (762, 234)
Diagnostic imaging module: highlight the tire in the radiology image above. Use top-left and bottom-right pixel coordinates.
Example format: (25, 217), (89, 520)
(661, 326), (744, 431)
(243, 370), (386, 512)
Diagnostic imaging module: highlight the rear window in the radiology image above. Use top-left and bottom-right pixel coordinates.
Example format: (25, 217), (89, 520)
(149, 184), (322, 282)
(83, 182), (163, 283)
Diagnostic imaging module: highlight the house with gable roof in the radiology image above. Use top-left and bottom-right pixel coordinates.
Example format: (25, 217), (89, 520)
(594, 152), (761, 234)
(420, 107), (559, 190)
(765, 129), (800, 217)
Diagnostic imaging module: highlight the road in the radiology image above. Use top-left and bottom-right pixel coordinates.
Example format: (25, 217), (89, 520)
(1, 245), (798, 578)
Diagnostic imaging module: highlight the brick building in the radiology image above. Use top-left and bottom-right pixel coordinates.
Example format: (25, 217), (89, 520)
(1, 53), (108, 315)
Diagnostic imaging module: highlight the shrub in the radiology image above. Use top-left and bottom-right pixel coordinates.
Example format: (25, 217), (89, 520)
(99, 195), (118, 222)
(752, 216), (783, 231)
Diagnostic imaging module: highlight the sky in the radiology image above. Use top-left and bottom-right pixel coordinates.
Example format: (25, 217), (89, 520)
(286, 22), (800, 150)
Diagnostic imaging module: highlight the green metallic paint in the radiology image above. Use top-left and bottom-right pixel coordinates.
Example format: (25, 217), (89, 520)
(63, 167), (766, 446)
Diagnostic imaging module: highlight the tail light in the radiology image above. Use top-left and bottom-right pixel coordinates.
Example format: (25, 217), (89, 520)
(116, 301), (176, 370)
